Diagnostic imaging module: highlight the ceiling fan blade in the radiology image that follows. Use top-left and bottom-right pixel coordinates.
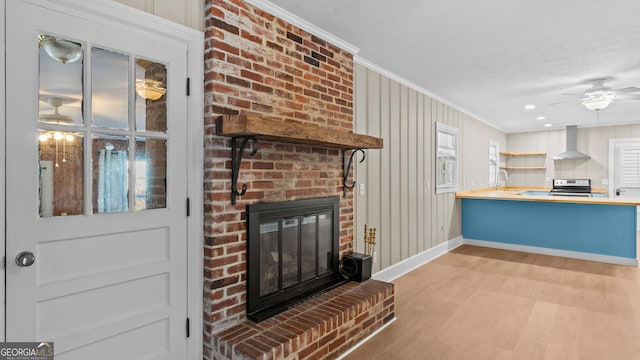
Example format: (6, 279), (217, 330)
(613, 86), (640, 93)
(548, 99), (579, 106)
(614, 94), (640, 101)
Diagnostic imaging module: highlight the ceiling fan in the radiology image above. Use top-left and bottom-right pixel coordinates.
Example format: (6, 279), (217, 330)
(39, 96), (76, 124)
(554, 79), (640, 111)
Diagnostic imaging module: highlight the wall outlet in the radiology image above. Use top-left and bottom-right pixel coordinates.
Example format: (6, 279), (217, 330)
(359, 183), (365, 195)
(372, 251), (377, 263)
(602, 179), (609, 185)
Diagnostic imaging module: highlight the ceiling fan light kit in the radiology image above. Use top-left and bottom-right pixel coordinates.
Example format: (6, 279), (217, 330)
(38, 34), (83, 64)
(582, 95), (613, 111)
(135, 79), (166, 100)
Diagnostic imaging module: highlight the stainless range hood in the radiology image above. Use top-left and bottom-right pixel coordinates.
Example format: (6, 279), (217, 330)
(553, 125), (591, 160)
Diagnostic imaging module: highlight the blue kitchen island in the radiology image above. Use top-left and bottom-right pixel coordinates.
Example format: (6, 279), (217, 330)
(457, 189), (639, 266)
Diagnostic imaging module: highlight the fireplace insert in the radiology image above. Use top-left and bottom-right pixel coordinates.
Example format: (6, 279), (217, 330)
(246, 196), (346, 322)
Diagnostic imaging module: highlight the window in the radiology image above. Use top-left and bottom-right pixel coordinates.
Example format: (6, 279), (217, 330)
(37, 34), (168, 217)
(616, 144), (640, 188)
(488, 140), (499, 187)
(435, 122), (458, 193)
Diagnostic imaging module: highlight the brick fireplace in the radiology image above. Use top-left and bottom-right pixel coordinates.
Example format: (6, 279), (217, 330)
(203, 0), (393, 358)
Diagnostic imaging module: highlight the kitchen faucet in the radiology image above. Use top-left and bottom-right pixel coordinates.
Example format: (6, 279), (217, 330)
(496, 170), (509, 190)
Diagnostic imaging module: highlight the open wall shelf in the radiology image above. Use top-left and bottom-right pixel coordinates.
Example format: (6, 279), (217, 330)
(500, 166), (546, 170)
(500, 152), (547, 156)
(500, 151), (547, 172)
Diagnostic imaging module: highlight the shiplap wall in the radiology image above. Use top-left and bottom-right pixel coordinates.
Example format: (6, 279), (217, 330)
(506, 124), (640, 191)
(114, 0), (203, 30)
(354, 63), (507, 272)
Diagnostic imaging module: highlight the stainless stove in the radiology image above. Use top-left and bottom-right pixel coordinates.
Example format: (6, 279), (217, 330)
(550, 179), (592, 197)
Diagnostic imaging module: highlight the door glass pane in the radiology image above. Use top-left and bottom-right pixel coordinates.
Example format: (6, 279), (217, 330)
(281, 218), (299, 289)
(38, 34), (83, 126)
(135, 137), (167, 210)
(260, 222), (279, 296)
(317, 213), (332, 275)
(301, 215), (317, 281)
(38, 131), (84, 217)
(92, 135), (129, 213)
(136, 59), (167, 132)
(92, 48), (129, 129)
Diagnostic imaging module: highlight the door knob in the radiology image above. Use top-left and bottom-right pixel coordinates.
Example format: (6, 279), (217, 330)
(15, 251), (35, 267)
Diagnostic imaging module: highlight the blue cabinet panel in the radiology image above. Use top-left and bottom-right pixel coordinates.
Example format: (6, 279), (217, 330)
(462, 198), (636, 258)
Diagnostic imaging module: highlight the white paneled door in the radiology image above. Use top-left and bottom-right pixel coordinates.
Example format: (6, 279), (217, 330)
(6, 1), (189, 359)
(609, 138), (640, 230)
(610, 138), (640, 199)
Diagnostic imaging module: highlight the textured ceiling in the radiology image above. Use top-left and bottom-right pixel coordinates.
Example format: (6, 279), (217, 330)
(266, 0), (640, 132)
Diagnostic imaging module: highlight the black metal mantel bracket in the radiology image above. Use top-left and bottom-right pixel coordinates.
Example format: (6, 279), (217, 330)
(343, 148), (366, 197)
(230, 136), (258, 205)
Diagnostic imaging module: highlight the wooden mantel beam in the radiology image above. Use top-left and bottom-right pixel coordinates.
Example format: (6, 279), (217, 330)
(216, 114), (383, 150)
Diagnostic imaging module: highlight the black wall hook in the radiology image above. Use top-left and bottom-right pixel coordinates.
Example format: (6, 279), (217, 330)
(231, 136), (258, 204)
(343, 148), (366, 197)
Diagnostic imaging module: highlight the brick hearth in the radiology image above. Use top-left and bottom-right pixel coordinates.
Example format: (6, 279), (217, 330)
(211, 280), (394, 360)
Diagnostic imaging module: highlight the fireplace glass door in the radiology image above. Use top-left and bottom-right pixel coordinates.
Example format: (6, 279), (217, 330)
(247, 197), (343, 322)
(258, 213), (333, 297)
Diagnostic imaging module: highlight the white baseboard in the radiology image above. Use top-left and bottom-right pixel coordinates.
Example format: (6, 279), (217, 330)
(463, 238), (638, 267)
(372, 236), (464, 282)
(336, 317), (397, 360)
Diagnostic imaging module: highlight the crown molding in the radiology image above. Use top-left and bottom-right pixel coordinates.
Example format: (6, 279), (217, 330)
(244, 0), (359, 54)
(354, 56), (506, 133)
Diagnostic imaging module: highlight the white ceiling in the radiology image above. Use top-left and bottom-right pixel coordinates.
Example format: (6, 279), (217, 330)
(266, 0), (640, 133)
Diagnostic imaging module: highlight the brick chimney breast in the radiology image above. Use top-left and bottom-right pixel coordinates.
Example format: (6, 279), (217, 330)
(203, 0), (356, 352)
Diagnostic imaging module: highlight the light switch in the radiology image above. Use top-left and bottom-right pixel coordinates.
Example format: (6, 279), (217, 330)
(359, 183), (365, 195)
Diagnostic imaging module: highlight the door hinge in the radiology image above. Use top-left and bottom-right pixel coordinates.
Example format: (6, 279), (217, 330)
(3, 256), (5, 270)
(186, 77), (191, 96)
(186, 197), (191, 217)
(186, 317), (190, 338)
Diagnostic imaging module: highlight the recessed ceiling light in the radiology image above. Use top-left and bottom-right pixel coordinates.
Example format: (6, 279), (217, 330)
(536, 116), (546, 120)
(544, 123), (552, 127)
(524, 104), (536, 110)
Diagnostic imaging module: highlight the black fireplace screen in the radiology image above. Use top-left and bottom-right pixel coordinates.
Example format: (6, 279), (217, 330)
(246, 197), (345, 322)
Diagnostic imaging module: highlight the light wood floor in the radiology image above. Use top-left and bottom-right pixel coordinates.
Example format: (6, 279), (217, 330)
(345, 245), (640, 360)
